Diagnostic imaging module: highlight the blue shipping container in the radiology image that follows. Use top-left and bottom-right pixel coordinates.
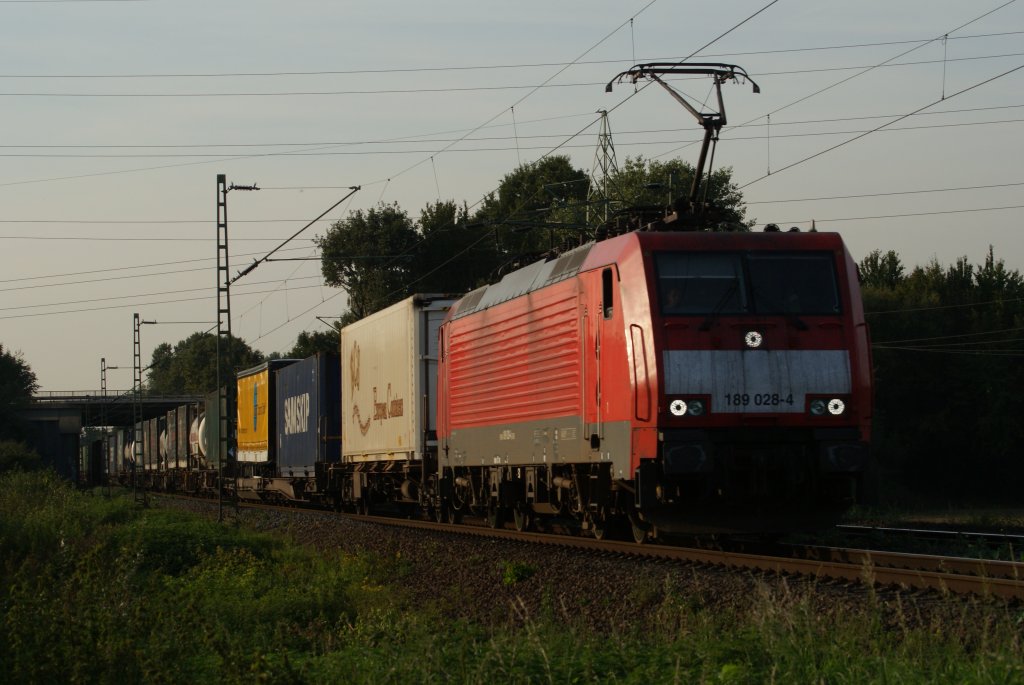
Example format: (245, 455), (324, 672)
(275, 353), (341, 475)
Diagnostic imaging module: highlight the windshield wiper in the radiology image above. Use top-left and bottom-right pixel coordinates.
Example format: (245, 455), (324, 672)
(698, 278), (741, 331)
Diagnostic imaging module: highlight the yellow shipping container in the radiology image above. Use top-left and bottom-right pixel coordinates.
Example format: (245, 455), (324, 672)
(237, 360), (300, 463)
(237, 366), (269, 462)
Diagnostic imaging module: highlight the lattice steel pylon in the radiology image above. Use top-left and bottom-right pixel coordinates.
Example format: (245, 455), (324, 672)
(587, 110), (621, 227)
(215, 174), (237, 523)
(132, 314), (147, 506)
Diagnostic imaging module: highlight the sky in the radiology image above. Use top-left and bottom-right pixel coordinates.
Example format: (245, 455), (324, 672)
(1, 0), (1021, 391)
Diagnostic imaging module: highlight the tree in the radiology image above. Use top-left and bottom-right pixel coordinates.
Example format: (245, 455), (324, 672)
(415, 200), (499, 295)
(146, 332), (264, 395)
(287, 328), (340, 359)
(0, 345), (38, 440)
(861, 249), (1024, 501)
(858, 249), (905, 289)
(316, 203), (420, 325)
(604, 156), (751, 231)
(473, 156), (591, 268)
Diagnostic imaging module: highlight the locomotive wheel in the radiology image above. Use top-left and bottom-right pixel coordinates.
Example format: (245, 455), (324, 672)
(512, 504), (531, 532)
(629, 513), (650, 544)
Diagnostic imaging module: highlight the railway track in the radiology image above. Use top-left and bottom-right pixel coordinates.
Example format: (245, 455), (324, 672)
(345, 512), (1024, 601)
(154, 493), (1024, 601)
(836, 524), (1024, 553)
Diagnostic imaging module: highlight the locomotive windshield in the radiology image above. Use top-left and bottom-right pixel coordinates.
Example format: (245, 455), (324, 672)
(656, 251), (840, 315)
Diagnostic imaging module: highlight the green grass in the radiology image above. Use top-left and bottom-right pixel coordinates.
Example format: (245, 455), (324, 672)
(2, 470), (1022, 684)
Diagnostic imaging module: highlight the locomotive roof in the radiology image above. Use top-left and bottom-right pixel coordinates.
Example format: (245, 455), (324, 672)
(451, 241), (596, 320)
(450, 230), (849, 320)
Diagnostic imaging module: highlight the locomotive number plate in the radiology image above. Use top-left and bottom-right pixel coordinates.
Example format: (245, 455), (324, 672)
(723, 392), (794, 408)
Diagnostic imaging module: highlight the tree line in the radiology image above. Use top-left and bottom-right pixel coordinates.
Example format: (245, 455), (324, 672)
(859, 247), (1024, 502)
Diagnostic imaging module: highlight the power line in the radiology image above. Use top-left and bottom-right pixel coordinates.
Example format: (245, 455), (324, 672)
(6, 115), (1024, 160)
(0, 282), (327, 320)
(5, 200), (1020, 246)
(4, 179), (1021, 236)
(866, 296), (1024, 316)
(747, 180), (1024, 205)
(8, 51), (1021, 98)
(657, 1), (1022, 161)
(871, 345), (1024, 357)
(762, 203), (1024, 226)
(739, 62), (1024, 190)
(0, 235), (320, 242)
(1, 114), (1020, 159)
(0, 277), (324, 312)
(0, 245), (313, 285)
(2, 31), (1019, 79)
(5, 102), (1022, 150)
(872, 326), (1024, 345)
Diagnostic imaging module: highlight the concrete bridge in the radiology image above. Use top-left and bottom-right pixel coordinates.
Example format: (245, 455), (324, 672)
(21, 390), (204, 480)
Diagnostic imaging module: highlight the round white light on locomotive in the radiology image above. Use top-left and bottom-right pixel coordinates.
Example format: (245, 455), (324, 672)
(688, 399), (705, 416)
(669, 399), (688, 416)
(810, 399), (827, 416)
(744, 331), (763, 348)
(827, 398), (846, 415)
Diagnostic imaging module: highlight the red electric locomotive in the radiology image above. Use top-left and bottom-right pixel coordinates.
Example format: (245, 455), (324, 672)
(436, 229), (872, 538)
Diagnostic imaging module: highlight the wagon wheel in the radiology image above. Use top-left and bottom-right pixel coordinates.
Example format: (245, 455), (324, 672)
(485, 503), (504, 529)
(588, 508), (610, 540)
(446, 504), (463, 525)
(512, 503), (532, 532)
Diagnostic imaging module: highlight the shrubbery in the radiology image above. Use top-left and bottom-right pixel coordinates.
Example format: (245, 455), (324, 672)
(2, 472), (1022, 683)
(0, 440), (41, 473)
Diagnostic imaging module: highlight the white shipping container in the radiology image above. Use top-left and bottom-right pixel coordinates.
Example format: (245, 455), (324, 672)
(341, 294), (454, 462)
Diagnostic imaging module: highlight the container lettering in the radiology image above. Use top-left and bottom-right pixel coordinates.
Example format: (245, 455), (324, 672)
(284, 393), (310, 436)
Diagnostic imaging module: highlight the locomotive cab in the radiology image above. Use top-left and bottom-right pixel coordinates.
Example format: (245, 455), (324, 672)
(635, 232), (873, 531)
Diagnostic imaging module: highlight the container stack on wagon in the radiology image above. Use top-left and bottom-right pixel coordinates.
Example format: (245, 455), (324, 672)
(336, 294), (454, 514)
(270, 352), (341, 503)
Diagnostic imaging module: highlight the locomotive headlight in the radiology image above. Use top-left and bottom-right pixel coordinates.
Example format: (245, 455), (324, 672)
(809, 399), (828, 416)
(827, 398), (846, 415)
(687, 399), (705, 416)
(669, 399), (688, 416)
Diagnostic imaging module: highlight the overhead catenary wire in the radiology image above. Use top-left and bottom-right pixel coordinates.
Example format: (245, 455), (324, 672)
(0, 245), (313, 285)
(5, 102), (1022, 151)
(0, 282), (327, 321)
(739, 62), (1024, 190)
(4, 200), (1022, 246)
(228, 186), (360, 285)
(866, 296), (1024, 316)
(1, 114), (1021, 159)
(656, 0), (1021, 162)
(1, 31), (1019, 80)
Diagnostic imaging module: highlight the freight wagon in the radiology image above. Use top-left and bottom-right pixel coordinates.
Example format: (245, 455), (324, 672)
(331, 294), (454, 513)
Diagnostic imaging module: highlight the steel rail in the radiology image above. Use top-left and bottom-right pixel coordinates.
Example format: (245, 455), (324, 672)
(149, 494), (1024, 600)
(837, 523), (1024, 548)
(346, 514), (1024, 600)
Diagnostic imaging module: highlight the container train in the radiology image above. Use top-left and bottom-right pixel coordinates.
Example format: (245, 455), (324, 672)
(83, 228), (872, 539)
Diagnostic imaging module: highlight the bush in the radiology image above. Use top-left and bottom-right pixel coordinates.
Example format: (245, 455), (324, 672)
(0, 440), (41, 473)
